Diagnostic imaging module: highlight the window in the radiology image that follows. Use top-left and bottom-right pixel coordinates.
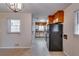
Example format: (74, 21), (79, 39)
(39, 26), (44, 31)
(8, 19), (20, 33)
(74, 11), (79, 35)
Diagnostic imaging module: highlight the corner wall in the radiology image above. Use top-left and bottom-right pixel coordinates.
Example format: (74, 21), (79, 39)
(64, 3), (79, 56)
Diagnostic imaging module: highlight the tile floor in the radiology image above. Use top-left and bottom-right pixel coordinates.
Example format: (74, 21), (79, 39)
(32, 38), (65, 56)
(32, 38), (49, 56)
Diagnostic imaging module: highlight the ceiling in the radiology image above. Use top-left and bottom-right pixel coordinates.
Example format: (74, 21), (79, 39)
(0, 3), (71, 18)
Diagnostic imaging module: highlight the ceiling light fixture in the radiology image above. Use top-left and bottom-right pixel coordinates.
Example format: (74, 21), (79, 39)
(7, 3), (22, 12)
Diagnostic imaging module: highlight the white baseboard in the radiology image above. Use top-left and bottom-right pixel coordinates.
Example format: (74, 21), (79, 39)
(63, 51), (69, 56)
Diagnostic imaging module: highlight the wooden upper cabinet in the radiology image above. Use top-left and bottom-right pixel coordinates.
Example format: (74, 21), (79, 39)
(48, 10), (64, 24)
(54, 10), (64, 23)
(35, 22), (47, 26)
(48, 15), (55, 24)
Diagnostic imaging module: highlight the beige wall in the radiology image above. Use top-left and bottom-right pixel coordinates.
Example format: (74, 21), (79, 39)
(64, 3), (79, 56)
(0, 13), (32, 48)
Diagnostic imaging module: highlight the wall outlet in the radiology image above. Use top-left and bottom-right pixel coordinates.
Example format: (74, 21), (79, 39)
(15, 44), (19, 46)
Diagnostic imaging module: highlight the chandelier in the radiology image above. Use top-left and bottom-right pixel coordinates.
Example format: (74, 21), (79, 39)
(7, 3), (22, 12)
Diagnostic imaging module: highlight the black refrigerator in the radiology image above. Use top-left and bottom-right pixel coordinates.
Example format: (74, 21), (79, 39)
(49, 23), (63, 51)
